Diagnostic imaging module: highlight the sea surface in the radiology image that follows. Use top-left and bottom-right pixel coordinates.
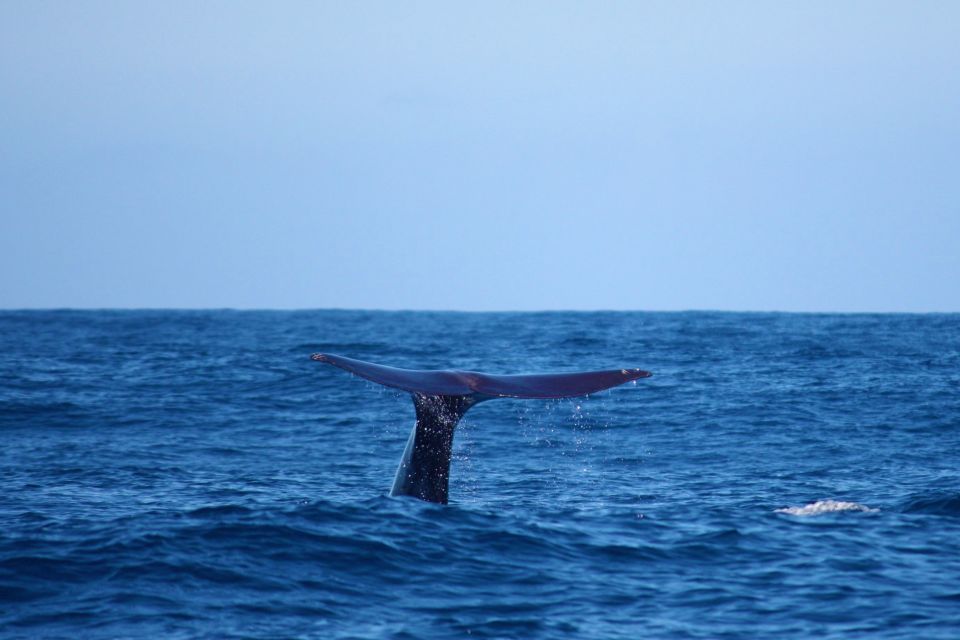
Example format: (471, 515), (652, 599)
(1, 310), (959, 639)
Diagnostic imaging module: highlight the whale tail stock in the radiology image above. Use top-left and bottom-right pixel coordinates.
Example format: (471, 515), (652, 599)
(311, 353), (651, 504)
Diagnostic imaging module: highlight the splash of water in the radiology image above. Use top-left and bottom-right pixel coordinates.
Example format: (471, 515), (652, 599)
(775, 499), (877, 516)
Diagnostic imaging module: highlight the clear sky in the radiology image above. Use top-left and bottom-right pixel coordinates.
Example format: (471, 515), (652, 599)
(2, 1), (958, 311)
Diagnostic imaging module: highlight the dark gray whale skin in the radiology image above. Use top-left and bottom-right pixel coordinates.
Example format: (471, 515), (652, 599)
(311, 353), (652, 504)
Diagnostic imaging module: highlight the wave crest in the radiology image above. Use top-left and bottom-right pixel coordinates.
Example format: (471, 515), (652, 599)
(775, 499), (877, 516)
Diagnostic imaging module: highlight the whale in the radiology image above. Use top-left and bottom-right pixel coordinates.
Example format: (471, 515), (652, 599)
(312, 353), (652, 504)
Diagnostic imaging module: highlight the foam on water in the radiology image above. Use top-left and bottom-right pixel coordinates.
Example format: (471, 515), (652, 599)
(775, 499), (878, 516)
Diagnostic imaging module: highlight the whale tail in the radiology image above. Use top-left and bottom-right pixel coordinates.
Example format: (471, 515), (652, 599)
(311, 353), (651, 504)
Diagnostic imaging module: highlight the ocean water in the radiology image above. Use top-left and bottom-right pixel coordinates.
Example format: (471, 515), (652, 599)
(2, 310), (959, 639)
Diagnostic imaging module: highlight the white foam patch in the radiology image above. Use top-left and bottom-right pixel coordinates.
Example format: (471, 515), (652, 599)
(775, 499), (877, 516)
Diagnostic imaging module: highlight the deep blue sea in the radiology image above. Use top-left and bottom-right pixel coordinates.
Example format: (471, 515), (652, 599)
(2, 310), (959, 639)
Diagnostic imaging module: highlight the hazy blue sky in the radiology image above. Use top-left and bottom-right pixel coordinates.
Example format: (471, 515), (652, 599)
(2, 1), (958, 311)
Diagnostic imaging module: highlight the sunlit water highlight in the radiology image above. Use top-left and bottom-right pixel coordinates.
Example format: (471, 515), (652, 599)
(1, 310), (959, 638)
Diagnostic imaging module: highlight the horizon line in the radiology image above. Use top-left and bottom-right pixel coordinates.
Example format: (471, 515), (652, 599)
(1, 306), (957, 315)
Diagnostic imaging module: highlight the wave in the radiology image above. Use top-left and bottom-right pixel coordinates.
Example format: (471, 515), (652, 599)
(0, 400), (91, 428)
(775, 499), (877, 516)
(900, 492), (960, 517)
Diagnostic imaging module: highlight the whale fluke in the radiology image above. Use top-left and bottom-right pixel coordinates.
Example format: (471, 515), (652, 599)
(312, 353), (651, 503)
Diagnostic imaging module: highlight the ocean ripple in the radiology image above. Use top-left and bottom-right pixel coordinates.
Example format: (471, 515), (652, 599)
(1, 310), (959, 639)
